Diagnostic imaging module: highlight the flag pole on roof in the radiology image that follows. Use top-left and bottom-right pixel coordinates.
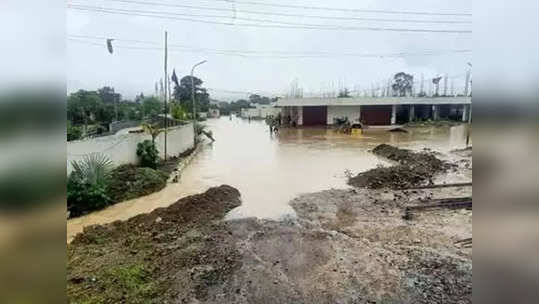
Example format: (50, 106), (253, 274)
(106, 39), (114, 54)
(171, 69), (179, 88)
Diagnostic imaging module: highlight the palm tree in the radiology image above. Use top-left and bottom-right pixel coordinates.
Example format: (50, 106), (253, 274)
(141, 123), (164, 145)
(70, 153), (113, 186)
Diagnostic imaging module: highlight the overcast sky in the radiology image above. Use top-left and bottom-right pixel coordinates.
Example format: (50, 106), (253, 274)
(67, 0), (471, 101)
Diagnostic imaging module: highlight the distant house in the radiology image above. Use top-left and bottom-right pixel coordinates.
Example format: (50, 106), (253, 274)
(276, 96), (471, 126)
(240, 104), (280, 119)
(208, 108), (220, 118)
(198, 112), (208, 119)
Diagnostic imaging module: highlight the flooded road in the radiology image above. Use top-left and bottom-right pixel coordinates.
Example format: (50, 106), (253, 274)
(67, 117), (470, 241)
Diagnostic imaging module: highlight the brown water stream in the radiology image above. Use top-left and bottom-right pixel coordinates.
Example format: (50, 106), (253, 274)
(67, 117), (470, 241)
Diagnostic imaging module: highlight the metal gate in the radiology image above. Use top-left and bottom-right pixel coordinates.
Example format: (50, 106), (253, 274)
(360, 106), (392, 125)
(302, 106), (328, 125)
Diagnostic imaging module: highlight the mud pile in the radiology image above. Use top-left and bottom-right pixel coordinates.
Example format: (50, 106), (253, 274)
(68, 185), (242, 304)
(400, 248), (472, 304)
(349, 144), (451, 189)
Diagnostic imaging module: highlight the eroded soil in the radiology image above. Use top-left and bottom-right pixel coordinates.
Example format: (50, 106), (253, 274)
(348, 144), (456, 189)
(68, 147), (472, 304)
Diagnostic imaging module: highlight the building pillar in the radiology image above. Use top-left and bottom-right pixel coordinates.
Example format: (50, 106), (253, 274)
(432, 105), (439, 120)
(462, 104), (468, 122)
(297, 106), (303, 126)
(390, 104), (397, 125)
(409, 105), (415, 122)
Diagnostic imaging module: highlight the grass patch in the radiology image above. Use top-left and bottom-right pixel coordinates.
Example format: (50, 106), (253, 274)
(107, 164), (168, 203)
(68, 264), (159, 304)
(104, 265), (157, 300)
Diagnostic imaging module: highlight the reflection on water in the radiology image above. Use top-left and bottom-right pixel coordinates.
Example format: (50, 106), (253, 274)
(67, 117), (470, 241)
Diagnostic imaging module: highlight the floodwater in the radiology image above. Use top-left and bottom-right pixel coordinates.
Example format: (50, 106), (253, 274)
(67, 117), (471, 242)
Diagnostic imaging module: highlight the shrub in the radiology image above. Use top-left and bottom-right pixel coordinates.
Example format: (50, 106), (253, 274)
(137, 140), (160, 169)
(107, 164), (168, 202)
(171, 104), (187, 120)
(67, 125), (82, 141)
(67, 153), (113, 216)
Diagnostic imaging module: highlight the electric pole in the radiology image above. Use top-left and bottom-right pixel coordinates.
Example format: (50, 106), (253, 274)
(191, 60), (207, 146)
(163, 31), (168, 161)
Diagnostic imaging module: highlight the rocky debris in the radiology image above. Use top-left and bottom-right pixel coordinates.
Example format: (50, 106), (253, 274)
(348, 144), (454, 189)
(287, 186), (472, 304)
(399, 249), (472, 304)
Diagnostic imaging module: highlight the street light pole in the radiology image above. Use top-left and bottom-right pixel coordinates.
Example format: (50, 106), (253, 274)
(190, 60), (207, 146)
(465, 63), (472, 147)
(163, 31), (168, 161)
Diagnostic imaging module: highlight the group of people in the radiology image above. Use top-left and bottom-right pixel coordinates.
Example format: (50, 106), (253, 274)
(265, 113), (280, 133)
(266, 112), (299, 134)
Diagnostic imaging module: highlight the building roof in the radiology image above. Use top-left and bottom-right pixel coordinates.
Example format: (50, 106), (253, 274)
(276, 96), (471, 107)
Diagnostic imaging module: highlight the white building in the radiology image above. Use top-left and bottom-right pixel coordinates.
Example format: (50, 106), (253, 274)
(240, 104), (281, 119)
(208, 108), (220, 118)
(276, 96), (471, 126)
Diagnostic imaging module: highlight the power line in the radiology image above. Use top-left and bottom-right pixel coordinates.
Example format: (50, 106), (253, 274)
(68, 5), (472, 33)
(94, 0), (471, 24)
(68, 35), (471, 58)
(103, 0), (472, 17)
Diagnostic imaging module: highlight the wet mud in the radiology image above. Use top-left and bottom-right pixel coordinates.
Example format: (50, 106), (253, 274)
(348, 144), (455, 189)
(69, 145), (472, 303)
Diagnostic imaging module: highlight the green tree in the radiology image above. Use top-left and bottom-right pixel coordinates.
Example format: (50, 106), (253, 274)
(94, 104), (115, 125)
(338, 88), (351, 98)
(141, 96), (162, 117)
(172, 75), (210, 113)
(249, 94), (271, 105)
(67, 90), (104, 131)
(391, 72), (414, 97)
(171, 103), (188, 120)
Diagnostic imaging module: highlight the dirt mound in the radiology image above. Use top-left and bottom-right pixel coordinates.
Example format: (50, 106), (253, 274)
(107, 164), (169, 203)
(388, 127), (408, 133)
(349, 164), (433, 189)
(349, 144), (451, 189)
(68, 185), (242, 304)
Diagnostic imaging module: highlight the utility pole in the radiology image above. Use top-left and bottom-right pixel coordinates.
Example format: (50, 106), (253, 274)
(464, 69), (471, 96)
(443, 74), (448, 96)
(420, 73), (424, 96)
(465, 63), (472, 146)
(168, 74), (172, 101)
(163, 31), (168, 161)
(191, 60), (207, 146)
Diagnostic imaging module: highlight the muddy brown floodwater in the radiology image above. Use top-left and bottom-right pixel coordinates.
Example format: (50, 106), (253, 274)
(67, 117), (471, 241)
